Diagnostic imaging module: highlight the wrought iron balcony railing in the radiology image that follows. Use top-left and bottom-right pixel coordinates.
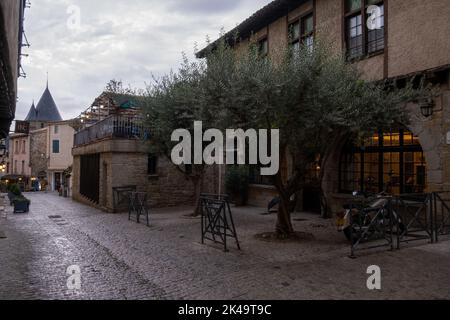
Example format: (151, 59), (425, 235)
(74, 115), (148, 147)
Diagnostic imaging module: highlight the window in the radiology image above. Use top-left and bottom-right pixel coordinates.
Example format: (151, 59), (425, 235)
(21, 161), (25, 174)
(22, 140), (26, 154)
(340, 129), (426, 195)
(301, 13), (314, 51)
(52, 140), (60, 154)
(345, 0), (384, 60)
(147, 154), (158, 175)
(258, 37), (268, 57)
(367, 4), (384, 53)
(15, 141), (19, 154)
(289, 13), (314, 53)
(54, 125), (59, 134)
(14, 160), (17, 174)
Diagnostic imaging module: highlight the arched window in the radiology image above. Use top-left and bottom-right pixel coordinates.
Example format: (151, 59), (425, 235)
(339, 128), (426, 194)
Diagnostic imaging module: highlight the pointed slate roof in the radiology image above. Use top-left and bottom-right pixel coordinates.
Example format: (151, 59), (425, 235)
(25, 101), (37, 121)
(32, 85), (63, 122)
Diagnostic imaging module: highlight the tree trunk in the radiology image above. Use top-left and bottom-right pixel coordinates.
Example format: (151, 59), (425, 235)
(274, 171), (294, 237)
(191, 174), (203, 217)
(276, 193), (294, 237)
(318, 131), (348, 219)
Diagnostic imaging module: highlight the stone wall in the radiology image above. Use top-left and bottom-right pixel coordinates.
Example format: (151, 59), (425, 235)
(29, 128), (48, 177)
(72, 138), (220, 212)
(233, 0), (450, 80)
(247, 185), (278, 208)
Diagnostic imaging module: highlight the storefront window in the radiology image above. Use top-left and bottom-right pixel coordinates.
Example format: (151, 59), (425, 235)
(340, 128), (426, 194)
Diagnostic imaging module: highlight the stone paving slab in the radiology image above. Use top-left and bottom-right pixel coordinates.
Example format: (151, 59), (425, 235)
(0, 192), (449, 300)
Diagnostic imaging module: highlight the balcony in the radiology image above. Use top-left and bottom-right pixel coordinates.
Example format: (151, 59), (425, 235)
(74, 115), (148, 147)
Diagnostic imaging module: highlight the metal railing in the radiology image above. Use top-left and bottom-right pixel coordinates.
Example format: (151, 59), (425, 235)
(74, 115), (148, 146)
(432, 192), (450, 242)
(347, 192), (450, 257)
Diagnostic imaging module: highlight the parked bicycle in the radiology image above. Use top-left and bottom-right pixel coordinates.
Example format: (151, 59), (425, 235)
(336, 191), (406, 244)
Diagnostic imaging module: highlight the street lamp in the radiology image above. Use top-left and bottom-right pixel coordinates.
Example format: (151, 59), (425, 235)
(420, 98), (435, 118)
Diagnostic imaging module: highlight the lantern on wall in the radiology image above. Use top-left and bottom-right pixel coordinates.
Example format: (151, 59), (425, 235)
(420, 98), (435, 118)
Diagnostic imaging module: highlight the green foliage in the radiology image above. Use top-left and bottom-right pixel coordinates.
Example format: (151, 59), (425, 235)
(13, 195), (30, 204)
(9, 184), (22, 196)
(141, 37), (431, 230)
(225, 165), (249, 196)
(105, 79), (140, 95)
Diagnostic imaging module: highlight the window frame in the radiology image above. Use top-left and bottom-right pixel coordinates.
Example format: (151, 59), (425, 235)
(288, 11), (315, 52)
(257, 36), (269, 58)
(344, 0), (385, 61)
(52, 140), (60, 154)
(339, 129), (426, 195)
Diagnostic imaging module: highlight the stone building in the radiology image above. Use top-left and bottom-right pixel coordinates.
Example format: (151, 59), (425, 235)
(6, 133), (31, 188)
(29, 127), (48, 181)
(0, 0), (26, 137)
(46, 121), (75, 194)
(198, 0), (450, 215)
(72, 92), (219, 212)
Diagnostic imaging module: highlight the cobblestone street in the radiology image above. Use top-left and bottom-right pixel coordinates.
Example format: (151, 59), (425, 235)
(1, 192), (450, 300)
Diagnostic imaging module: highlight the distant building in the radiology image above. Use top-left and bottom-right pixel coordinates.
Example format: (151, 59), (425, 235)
(4, 83), (75, 194)
(46, 121), (75, 194)
(25, 83), (63, 130)
(7, 132), (30, 176)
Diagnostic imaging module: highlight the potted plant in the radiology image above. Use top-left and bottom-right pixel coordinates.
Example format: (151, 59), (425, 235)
(8, 183), (21, 205)
(225, 166), (249, 206)
(13, 195), (31, 213)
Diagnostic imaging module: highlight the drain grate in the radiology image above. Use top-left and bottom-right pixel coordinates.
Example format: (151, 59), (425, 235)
(0, 231), (6, 239)
(48, 215), (62, 219)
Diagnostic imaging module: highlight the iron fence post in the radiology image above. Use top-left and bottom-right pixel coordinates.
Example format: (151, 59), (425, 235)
(388, 197), (394, 251)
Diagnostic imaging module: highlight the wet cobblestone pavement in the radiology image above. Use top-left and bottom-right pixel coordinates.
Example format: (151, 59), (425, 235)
(1, 192), (450, 300)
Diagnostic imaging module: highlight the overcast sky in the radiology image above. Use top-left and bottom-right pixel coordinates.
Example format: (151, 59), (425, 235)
(16, 0), (272, 121)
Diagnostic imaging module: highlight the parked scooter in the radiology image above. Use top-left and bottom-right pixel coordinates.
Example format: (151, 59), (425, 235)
(336, 191), (406, 243)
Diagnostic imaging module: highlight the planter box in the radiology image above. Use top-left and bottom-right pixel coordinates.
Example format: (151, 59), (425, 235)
(13, 199), (30, 213)
(7, 192), (16, 205)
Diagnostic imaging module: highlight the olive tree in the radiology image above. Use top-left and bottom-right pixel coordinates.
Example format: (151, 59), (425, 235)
(143, 40), (428, 237)
(202, 41), (428, 237)
(142, 55), (212, 216)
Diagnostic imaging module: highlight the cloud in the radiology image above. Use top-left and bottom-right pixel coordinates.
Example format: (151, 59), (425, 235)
(16, 0), (272, 121)
(164, 0), (242, 14)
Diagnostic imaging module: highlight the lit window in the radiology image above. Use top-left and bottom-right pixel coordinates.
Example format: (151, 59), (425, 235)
(340, 128), (426, 195)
